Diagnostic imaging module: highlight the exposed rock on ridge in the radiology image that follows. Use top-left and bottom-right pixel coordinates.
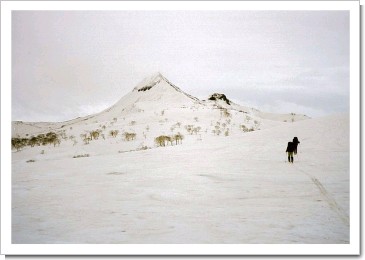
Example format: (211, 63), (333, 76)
(208, 93), (231, 105)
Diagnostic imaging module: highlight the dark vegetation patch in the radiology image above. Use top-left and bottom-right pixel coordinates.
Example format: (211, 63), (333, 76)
(73, 154), (90, 158)
(12, 132), (61, 151)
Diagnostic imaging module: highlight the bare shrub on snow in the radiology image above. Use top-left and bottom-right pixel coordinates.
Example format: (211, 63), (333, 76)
(221, 108), (231, 118)
(174, 133), (184, 145)
(225, 129), (230, 136)
(28, 136), (38, 147)
(137, 144), (149, 151)
(90, 130), (102, 140)
(240, 125), (255, 132)
(109, 130), (119, 138)
(59, 130), (67, 140)
(171, 122), (182, 132)
(11, 138), (27, 151)
(124, 132), (136, 141)
(155, 135), (169, 147)
(192, 126), (201, 135)
(73, 154), (90, 158)
(45, 132), (61, 147)
(240, 125), (249, 132)
(212, 129), (221, 136)
(212, 124), (222, 136)
(185, 125), (194, 135)
(155, 134), (183, 147)
(80, 134), (91, 145)
(185, 125), (201, 135)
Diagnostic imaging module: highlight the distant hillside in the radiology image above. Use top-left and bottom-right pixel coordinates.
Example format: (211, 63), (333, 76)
(12, 73), (309, 139)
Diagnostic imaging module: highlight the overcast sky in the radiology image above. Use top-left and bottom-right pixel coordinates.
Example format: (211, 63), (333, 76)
(12, 10), (349, 122)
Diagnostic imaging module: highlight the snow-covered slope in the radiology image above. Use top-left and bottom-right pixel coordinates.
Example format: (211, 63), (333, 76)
(204, 93), (309, 122)
(12, 113), (349, 244)
(12, 73), (309, 139)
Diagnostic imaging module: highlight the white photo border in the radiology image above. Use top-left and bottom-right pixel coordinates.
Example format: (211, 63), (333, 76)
(1, 0), (360, 256)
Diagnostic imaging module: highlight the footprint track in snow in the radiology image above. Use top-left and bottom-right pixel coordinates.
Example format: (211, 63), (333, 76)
(295, 166), (349, 226)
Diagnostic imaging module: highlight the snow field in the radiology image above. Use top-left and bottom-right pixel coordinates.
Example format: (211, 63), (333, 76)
(12, 114), (349, 243)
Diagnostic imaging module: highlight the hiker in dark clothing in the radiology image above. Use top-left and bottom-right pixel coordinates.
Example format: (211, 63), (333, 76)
(286, 142), (295, 163)
(292, 137), (300, 155)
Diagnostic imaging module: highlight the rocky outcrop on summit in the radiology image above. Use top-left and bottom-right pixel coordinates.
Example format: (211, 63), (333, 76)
(208, 93), (231, 105)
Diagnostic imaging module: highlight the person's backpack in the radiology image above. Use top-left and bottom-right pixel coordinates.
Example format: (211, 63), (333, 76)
(286, 142), (295, 153)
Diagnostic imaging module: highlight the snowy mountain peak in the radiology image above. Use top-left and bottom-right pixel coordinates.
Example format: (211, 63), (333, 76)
(133, 72), (166, 92)
(148, 72), (165, 82)
(10, 73), (310, 139)
(131, 73), (200, 103)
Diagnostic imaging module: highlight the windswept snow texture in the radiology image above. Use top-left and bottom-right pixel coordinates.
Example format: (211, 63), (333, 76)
(12, 114), (349, 244)
(11, 74), (346, 244)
